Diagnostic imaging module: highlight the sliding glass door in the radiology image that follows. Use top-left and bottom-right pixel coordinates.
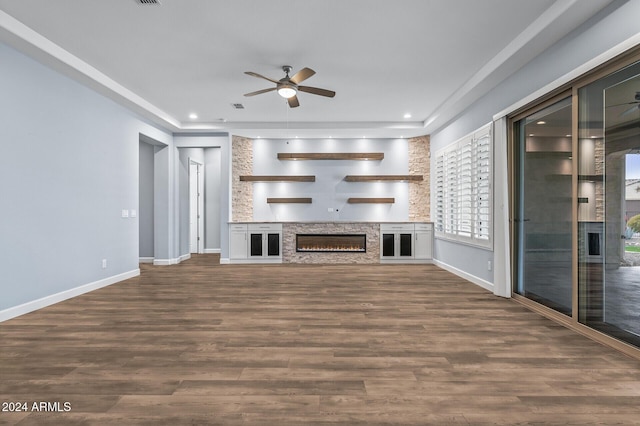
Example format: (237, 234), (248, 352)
(513, 97), (573, 315)
(578, 59), (640, 347)
(511, 52), (640, 351)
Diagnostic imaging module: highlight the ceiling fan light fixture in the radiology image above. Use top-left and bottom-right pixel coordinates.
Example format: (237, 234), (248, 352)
(278, 85), (297, 99)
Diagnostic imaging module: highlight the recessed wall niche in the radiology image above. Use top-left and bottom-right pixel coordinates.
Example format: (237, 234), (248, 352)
(231, 135), (430, 222)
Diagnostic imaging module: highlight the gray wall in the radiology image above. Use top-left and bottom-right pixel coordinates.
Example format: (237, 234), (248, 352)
(429, 0), (640, 286)
(0, 41), (173, 313)
(139, 141), (155, 258)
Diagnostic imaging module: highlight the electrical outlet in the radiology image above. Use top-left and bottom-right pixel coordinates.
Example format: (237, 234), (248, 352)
(487, 260), (492, 271)
(102, 259), (107, 269)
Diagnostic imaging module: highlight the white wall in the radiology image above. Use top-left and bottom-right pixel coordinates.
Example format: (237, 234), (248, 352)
(429, 0), (640, 292)
(0, 42), (174, 318)
(252, 138), (410, 222)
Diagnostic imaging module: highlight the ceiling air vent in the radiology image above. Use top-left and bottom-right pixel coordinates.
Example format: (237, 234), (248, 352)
(135, 0), (160, 4)
(232, 103), (245, 109)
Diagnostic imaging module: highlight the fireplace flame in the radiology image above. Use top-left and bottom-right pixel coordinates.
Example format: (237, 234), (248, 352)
(298, 244), (364, 252)
(296, 234), (366, 253)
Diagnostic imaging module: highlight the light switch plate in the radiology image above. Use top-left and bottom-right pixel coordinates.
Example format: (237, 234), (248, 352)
(121, 209), (129, 218)
(130, 209), (137, 218)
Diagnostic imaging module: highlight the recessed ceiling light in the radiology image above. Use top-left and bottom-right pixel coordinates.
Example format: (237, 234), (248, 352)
(536, 120), (546, 125)
(566, 134), (572, 137)
(189, 113), (198, 119)
(404, 113), (412, 119)
(591, 136), (597, 139)
(529, 134), (535, 137)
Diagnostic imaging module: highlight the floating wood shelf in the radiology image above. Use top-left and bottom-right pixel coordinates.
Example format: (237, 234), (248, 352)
(578, 174), (604, 182)
(347, 197), (395, 204)
(239, 175), (315, 182)
(267, 198), (313, 204)
(278, 152), (384, 161)
(344, 175), (423, 182)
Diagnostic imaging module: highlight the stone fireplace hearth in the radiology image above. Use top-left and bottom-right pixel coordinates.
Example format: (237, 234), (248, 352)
(283, 222), (380, 264)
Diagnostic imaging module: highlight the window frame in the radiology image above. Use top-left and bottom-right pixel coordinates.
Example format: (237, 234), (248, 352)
(435, 123), (493, 250)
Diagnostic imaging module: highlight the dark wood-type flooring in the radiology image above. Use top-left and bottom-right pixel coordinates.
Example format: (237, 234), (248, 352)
(2, 255), (640, 425)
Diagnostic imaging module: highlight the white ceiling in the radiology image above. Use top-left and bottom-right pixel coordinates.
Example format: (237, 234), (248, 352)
(0, 0), (613, 138)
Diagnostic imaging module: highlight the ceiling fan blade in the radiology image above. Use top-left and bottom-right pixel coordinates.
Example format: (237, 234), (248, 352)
(244, 87), (276, 97)
(298, 86), (336, 98)
(289, 67), (315, 84)
(620, 104), (640, 117)
(607, 101), (640, 108)
(244, 71), (279, 84)
(288, 95), (300, 108)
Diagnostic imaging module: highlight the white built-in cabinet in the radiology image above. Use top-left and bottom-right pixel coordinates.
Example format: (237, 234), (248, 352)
(414, 223), (433, 260)
(229, 224), (249, 260)
(229, 223), (282, 263)
(380, 223), (433, 263)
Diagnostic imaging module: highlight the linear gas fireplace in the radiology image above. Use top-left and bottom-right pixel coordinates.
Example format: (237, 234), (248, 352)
(296, 234), (366, 253)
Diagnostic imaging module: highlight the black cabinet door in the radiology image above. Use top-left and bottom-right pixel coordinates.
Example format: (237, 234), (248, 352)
(250, 233), (263, 256)
(382, 233), (395, 257)
(267, 233), (280, 256)
(399, 233), (412, 256)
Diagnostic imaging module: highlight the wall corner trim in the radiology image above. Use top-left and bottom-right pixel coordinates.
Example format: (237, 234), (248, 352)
(0, 269), (140, 323)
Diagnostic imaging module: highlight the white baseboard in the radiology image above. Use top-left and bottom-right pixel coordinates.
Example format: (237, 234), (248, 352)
(219, 258), (230, 264)
(153, 253), (191, 266)
(139, 257), (154, 263)
(380, 258), (433, 264)
(432, 259), (494, 293)
(204, 248), (221, 254)
(228, 258), (283, 264)
(0, 269), (140, 323)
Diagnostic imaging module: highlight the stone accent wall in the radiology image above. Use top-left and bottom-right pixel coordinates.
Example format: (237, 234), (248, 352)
(232, 135), (253, 222)
(605, 151), (624, 266)
(595, 139), (604, 222)
(408, 135), (430, 221)
(283, 222), (380, 264)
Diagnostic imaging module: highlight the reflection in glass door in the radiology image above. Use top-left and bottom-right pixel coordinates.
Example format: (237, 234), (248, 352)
(578, 60), (640, 347)
(513, 97), (573, 315)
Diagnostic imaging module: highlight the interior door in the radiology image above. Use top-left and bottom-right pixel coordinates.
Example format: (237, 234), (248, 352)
(189, 160), (204, 254)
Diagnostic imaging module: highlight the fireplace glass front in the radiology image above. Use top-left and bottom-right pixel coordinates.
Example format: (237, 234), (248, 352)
(296, 234), (366, 253)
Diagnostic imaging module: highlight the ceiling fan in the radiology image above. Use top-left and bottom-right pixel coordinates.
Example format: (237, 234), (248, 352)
(608, 91), (640, 117)
(244, 65), (335, 108)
